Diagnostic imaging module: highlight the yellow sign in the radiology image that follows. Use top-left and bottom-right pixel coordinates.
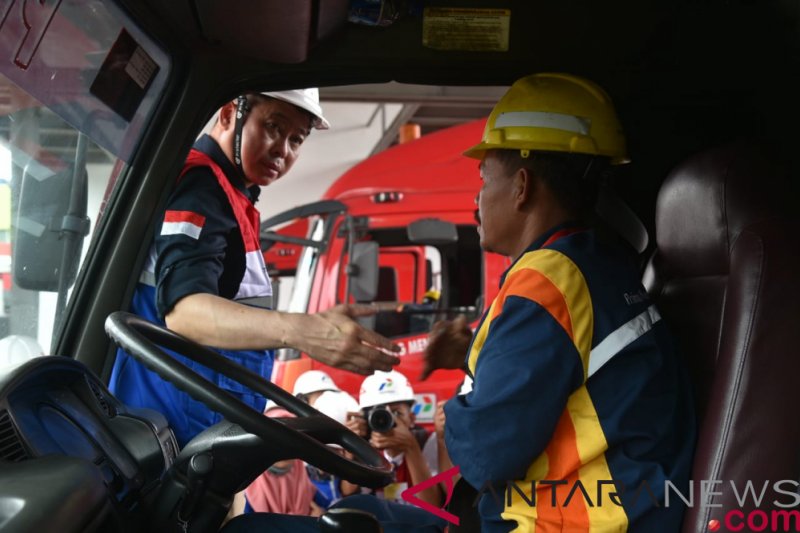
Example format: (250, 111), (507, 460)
(423, 8), (510, 52)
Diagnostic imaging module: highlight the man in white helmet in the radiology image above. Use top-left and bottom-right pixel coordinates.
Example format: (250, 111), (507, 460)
(109, 89), (400, 447)
(292, 369), (341, 406)
(357, 370), (442, 509)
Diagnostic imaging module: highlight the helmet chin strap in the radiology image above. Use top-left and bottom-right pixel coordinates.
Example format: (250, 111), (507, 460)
(233, 95), (251, 181)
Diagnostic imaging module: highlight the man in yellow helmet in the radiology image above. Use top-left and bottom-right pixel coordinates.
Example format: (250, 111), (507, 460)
(422, 73), (696, 532)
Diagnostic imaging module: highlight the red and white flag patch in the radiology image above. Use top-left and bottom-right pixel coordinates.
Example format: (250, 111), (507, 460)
(161, 210), (206, 239)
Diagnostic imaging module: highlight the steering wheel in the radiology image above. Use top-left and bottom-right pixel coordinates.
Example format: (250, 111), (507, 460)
(104, 311), (393, 488)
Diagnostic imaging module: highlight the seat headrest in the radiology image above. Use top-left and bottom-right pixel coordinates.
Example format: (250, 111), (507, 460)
(654, 141), (784, 277)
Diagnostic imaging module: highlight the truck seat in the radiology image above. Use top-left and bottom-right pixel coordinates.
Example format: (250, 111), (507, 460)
(642, 141), (800, 531)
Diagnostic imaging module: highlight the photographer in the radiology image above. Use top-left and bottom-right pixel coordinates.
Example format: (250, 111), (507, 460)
(358, 370), (442, 507)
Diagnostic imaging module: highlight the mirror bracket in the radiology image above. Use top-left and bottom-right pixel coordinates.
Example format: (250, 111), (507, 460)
(60, 214), (91, 236)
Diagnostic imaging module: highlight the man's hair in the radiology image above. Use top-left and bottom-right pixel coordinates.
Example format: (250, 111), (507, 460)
(494, 149), (610, 218)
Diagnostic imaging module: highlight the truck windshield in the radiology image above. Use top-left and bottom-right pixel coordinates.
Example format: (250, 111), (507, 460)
(0, 2), (169, 357)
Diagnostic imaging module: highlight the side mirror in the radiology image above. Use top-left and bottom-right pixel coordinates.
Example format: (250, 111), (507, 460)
(347, 241), (379, 303)
(407, 218), (458, 245)
(11, 160), (89, 291)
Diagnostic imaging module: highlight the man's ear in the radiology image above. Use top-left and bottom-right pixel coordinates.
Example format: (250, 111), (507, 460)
(217, 101), (237, 130)
(514, 167), (535, 210)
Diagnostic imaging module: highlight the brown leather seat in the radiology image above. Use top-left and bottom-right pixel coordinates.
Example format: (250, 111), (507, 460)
(643, 141), (800, 532)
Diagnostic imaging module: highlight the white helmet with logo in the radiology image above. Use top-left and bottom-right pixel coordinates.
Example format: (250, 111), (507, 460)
(314, 390), (360, 425)
(359, 370), (415, 409)
(261, 88), (330, 130)
(293, 370), (341, 397)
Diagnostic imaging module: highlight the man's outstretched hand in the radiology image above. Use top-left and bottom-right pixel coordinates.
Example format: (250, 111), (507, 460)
(291, 304), (402, 375)
(420, 315), (472, 381)
(166, 295), (400, 375)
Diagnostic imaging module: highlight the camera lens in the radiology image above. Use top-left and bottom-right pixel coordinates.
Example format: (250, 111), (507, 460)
(367, 406), (395, 433)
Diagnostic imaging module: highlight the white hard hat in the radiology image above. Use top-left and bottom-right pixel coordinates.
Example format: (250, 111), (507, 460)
(0, 335), (44, 369)
(261, 88), (330, 130)
(359, 370), (415, 409)
(314, 390), (360, 425)
(293, 370), (340, 396)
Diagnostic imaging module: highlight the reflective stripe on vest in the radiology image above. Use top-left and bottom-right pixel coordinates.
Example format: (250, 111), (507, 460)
(588, 304), (661, 377)
(138, 149), (271, 302)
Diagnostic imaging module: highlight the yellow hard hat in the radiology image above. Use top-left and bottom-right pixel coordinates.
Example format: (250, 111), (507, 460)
(464, 73), (629, 164)
(423, 289), (440, 301)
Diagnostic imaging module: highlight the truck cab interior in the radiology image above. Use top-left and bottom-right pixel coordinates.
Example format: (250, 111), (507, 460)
(1, 1), (799, 532)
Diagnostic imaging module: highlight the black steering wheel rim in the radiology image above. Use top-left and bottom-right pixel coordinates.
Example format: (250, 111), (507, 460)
(105, 311), (393, 487)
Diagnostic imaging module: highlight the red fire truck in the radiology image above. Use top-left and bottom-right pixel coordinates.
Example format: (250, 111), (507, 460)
(264, 118), (510, 424)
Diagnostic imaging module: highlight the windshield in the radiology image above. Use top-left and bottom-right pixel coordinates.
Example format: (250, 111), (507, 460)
(0, 1), (169, 357)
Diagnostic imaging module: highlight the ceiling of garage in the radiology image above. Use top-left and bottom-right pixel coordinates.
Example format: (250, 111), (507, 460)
(320, 83), (505, 155)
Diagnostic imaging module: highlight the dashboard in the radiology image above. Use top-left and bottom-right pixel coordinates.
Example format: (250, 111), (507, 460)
(0, 344), (391, 532)
(0, 356), (178, 531)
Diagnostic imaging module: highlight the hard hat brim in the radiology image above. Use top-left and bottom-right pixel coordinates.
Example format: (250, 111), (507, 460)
(261, 90), (330, 130)
(463, 142), (491, 160)
(463, 141), (631, 165)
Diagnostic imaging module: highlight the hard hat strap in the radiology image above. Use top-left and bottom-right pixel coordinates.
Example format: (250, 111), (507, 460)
(233, 95), (251, 180)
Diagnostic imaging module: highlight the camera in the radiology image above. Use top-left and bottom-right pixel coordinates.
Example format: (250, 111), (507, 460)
(366, 405), (395, 433)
